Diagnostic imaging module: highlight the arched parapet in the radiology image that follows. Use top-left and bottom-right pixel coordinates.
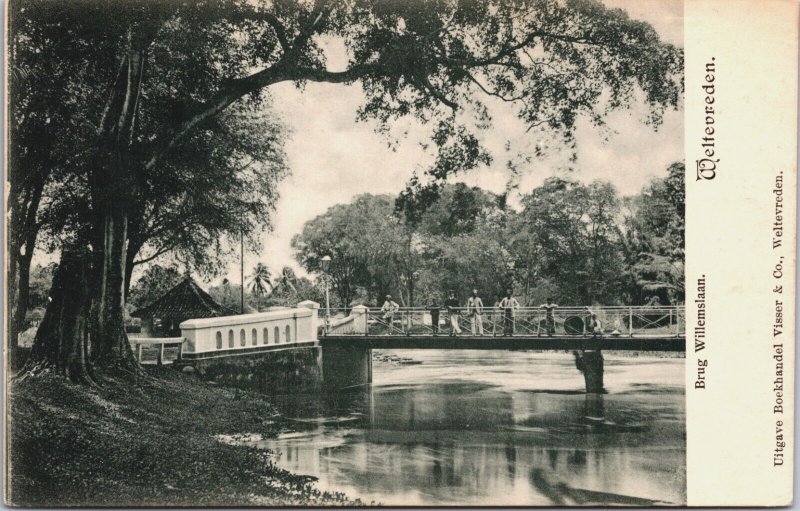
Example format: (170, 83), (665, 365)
(180, 305), (318, 359)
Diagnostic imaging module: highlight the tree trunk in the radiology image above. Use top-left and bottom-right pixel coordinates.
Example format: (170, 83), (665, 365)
(10, 251), (33, 349)
(7, 240), (21, 349)
(89, 206), (141, 375)
(85, 44), (146, 375)
(23, 44), (147, 381)
(7, 177), (45, 350)
(17, 247), (95, 384)
(123, 242), (137, 300)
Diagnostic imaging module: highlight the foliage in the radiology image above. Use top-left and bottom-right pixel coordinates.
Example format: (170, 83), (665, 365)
(12, 0), (683, 261)
(413, 184), (511, 304)
(208, 279), (246, 313)
(27, 263), (57, 311)
(621, 162), (685, 304)
(295, 164), (684, 308)
(267, 270), (325, 308)
(272, 267), (298, 296)
(10, 1), (290, 275)
(205, 268), (322, 311)
(512, 177), (625, 304)
(292, 194), (414, 306)
(127, 264), (184, 310)
(128, 106), (289, 280)
(249, 263), (274, 310)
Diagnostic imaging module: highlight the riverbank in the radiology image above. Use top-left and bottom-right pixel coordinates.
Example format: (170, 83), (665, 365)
(6, 366), (360, 507)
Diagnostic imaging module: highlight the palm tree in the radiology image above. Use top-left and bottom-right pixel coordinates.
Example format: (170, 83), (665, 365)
(273, 267), (298, 297)
(248, 263), (272, 310)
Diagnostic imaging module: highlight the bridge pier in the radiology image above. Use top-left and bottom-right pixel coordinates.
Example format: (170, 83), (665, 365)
(574, 350), (604, 393)
(321, 345), (372, 389)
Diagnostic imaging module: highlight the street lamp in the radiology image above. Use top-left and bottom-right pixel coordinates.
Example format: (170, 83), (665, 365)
(321, 255), (331, 332)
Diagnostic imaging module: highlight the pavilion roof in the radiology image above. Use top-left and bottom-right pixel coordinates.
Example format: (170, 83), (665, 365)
(131, 277), (237, 319)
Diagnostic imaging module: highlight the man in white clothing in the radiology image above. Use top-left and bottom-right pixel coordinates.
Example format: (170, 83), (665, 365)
(498, 289), (521, 336)
(467, 289), (484, 335)
(381, 294), (399, 333)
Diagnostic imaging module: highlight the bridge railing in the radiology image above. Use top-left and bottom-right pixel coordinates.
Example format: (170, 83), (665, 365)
(129, 337), (184, 365)
(319, 305), (684, 338)
(180, 301), (320, 356)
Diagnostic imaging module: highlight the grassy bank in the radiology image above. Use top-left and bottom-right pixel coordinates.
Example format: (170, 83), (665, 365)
(6, 366), (360, 507)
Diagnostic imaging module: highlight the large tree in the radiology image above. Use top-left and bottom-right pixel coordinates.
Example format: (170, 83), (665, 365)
(6, 0), (111, 349)
(512, 177), (625, 304)
(292, 194), (413, 306)
(124, 106), (288, 297)
(11, 1), (287, 380)
(11, 0), (682, 382)
(413, 184), (512, 304)
(621, 161), (685, 304)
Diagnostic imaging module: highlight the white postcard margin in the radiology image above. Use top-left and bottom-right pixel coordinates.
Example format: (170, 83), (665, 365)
(685, 0), (797, 505)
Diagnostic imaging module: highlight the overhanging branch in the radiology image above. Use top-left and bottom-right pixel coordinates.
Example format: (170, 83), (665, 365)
(144, 59), (376, 172)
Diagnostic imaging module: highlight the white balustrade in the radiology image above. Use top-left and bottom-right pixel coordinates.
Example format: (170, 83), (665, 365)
(325, 305), (369, 335)
(180, 301), (320, 356)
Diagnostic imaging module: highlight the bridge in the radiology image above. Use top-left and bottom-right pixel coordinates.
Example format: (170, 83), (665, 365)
(321, 305), (684, 347)
(169, 302), (685, 393)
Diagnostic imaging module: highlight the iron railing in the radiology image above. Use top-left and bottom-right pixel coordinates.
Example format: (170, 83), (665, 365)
(318, 305), (684, 338)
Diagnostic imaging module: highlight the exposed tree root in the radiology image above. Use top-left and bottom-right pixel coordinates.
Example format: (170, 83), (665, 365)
(13, 360), (101, 388)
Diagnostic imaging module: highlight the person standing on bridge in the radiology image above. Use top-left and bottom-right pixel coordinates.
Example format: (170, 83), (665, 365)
(499, 289), (520, 336)
(427, 298), (441, 335)
(381, 294), (400, 333)
(444, 291), (461, 336)
(467, 289), (485, 335)
(540, 298), (558, 336)
(590, 313), (603, 337)
(585, 308), (603, 338)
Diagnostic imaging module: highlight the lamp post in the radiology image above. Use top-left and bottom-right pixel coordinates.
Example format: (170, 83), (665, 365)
(321, 255), (331, 332)
(240, 229), (245, 314)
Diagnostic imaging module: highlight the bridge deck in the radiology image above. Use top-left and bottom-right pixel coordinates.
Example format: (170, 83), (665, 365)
(320, 335), (686, 352)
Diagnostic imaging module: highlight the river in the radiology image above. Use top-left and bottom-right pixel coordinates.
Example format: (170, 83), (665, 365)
(247, 350), (685, 506)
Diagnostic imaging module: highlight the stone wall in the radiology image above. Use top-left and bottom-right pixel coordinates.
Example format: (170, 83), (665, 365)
(189, 346), (323, 393)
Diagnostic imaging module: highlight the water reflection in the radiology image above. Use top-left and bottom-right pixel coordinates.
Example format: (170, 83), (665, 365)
(258, 351), (685, 505)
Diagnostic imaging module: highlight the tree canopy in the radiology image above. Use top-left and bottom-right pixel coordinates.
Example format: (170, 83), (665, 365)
(621, 161), (685, 304)
(291, 194), (414, 307)
(127, 264), (184, 311)
(294, 164), (685, 308)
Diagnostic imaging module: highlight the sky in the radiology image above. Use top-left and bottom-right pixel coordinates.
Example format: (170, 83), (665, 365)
(216, 0), (686, 285)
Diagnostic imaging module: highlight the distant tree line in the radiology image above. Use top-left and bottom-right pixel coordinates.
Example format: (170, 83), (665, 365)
(125, 264), (324, 316)
(293, 162), (684, 309)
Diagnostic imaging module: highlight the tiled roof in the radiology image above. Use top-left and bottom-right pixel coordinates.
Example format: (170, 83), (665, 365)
(131, 277), (237, 319)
